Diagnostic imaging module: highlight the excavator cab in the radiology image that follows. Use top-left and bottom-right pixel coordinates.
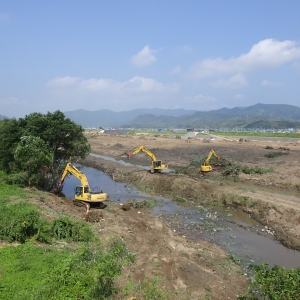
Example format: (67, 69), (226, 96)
(153, 161), (162, 168)
(75, 186), (83, 196)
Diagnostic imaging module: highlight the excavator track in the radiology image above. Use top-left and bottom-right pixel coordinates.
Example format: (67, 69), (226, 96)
(73, 200), (90, 213)
(73, 200), (106, 212)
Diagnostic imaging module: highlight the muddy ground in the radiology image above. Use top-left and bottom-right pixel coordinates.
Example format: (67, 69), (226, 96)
(84, 132), (300, 248)
(36, 132), (300, 299)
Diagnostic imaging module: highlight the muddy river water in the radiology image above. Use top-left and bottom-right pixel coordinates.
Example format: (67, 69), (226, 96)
(62, 160), (300, 270)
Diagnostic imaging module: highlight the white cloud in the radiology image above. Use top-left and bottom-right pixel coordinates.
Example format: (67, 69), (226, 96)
(131, 45), (157, 67)
(46, 76), (82, 87)
(235, 94), (245, 99)
(186, 39), (300, 80)
(211, 73), (248, 89)
(80, 78), (120, 91)
(261, 80), (283, 87)
(44, 75), (180, 112)
(46, 75), (178, 94)
(122, 76), (167, 93)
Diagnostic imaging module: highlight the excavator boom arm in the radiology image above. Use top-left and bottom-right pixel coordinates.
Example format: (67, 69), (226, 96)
(130, 146), (157, 161)
(58, 162), (90, 189)
(204, 150), (219, 166)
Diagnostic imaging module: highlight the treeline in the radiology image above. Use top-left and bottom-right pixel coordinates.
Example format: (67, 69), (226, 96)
(0, 110), (90, 190)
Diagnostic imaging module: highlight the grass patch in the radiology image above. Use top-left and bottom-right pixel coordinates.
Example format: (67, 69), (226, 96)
(264, 151), (284, 158)
(122, 277), (172, 299)
(127, 198), (159, 209)
(51, 216), (95, 242)
(239, 263), (300, 299)
(229, 252), (242, 265)
(242, 166), (273, 174)
(174, 196), (187, 202)
(221, 159), (273, 177)
(0, 238), (135, 300)
(214, 131), (300, 138)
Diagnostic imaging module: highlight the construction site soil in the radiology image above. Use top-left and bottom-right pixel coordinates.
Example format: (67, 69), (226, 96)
(35, 133), (300, 299)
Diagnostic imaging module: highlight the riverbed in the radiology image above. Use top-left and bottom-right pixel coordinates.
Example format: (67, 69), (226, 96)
(62, 163), (300, 270)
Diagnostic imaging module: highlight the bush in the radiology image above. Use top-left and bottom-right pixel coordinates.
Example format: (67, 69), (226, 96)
(239, 263), (300, 299)
(0, 238), (136, 300)
(242, 166), (273, 174)
(0, 200), (96, 243)
(265, 151), (284, 158)
(0, 202), (41, 243)
(51, 216), (95, 242)
(189, 155), (205, 167)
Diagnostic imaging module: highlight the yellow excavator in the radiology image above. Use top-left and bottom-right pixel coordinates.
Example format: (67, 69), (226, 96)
(126, 145), (168, 173)
(201, 150), (220, 172)
(57, 162), (107, 211)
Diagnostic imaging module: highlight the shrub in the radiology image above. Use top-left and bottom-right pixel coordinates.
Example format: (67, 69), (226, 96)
(0, 202), (41, 243)
(242, 166), (273, 174)
(0, 238), (136, 300)
(51, 216), (95, 242)
(189, 155), (205, 167)
(265, 151), (284, 158)
(239, 263), (300, 299)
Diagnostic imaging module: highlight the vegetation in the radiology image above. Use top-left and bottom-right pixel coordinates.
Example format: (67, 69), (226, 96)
(0, 177), (176, 299)
(214, 131), (300, 138)
(0, 238), (135, 300)
(0, 177), (136, 299)
(221, 159), (273, 177)
(0, 110), (90, 190)
(265, 151), (284, 158)
(127, 198), (160, 209)
(239, 263), (300, 300)
(0, 200), (95, 244)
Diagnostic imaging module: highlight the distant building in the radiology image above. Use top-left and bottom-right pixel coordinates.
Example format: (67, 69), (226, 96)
(103, 129), (130, 134)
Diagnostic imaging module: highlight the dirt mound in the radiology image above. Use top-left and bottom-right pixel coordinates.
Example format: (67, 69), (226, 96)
(110, 143), (125, 149)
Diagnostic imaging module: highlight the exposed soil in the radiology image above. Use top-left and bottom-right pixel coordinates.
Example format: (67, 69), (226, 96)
(27, 132), (300, 299)
(83, 132), (300, 249)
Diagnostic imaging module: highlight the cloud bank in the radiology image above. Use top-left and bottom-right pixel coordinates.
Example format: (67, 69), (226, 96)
(186, 39), (300, 80)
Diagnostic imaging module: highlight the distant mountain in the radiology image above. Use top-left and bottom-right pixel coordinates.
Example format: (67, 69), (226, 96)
(124, 104), (300, 129)
(64, 108), (197, 128)
(0, 114), (8, 120)
(63, 104), (300, 129)
(213, 103), (300, 119)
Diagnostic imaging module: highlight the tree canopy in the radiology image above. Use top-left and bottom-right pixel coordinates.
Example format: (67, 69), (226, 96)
(0, 111), (90, 190)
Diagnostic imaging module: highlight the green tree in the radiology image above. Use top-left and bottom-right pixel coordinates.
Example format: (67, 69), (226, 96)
(0, 118), (24, 172)
(0, 110), (90, 189)
(13, 136), (53, 186)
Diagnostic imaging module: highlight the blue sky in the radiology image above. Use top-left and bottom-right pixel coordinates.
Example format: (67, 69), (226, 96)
(1, 1), (300, 118)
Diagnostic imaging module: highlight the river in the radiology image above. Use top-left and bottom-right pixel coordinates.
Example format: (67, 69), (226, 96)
(62, 162), (300, 270)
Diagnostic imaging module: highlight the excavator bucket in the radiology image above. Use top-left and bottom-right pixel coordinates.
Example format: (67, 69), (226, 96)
(126, 152), (133, 159)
